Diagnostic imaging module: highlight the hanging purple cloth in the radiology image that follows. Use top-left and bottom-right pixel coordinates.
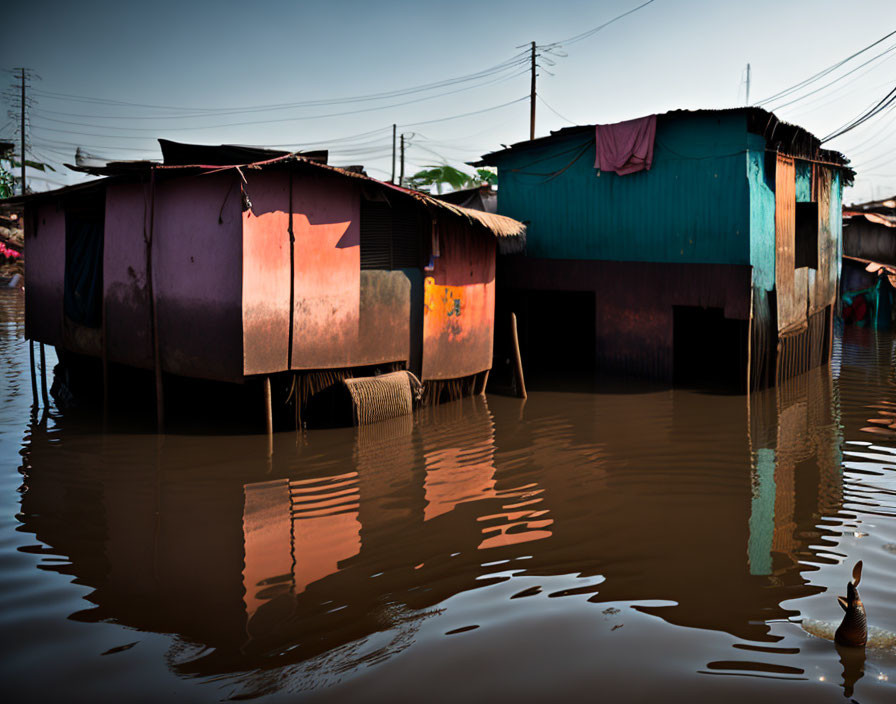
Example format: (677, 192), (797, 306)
(594, 115), (657, 175)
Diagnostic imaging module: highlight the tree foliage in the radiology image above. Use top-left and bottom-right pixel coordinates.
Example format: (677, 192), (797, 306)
(407, 165), (496, 193)
(0, 157), (55, 198)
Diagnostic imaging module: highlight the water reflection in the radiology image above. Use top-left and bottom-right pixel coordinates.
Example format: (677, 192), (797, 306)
(17, 384), (845, 669)
(6, 289), (896, 701)
(747, 368), (843, 580)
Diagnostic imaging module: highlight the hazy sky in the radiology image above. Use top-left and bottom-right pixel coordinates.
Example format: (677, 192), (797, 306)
(1, 0), (893, 202)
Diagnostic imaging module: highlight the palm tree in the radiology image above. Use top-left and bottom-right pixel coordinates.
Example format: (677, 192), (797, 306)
(407, 165), (496, 194)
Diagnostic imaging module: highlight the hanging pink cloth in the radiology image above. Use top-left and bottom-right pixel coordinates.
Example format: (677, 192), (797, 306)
(594, 115), (657, 175)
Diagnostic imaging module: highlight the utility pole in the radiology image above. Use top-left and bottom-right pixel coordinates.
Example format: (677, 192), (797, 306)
(529, 41), (536, 140)
(745, 63), (751, 105)
(399, 133), (405, 187)
(15, 67), (38, 407)
(20, 68), (26, 195)
(391, 124), (397, 184)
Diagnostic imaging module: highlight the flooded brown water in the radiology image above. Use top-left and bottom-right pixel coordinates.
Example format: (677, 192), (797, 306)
(1, 289), (895, 703)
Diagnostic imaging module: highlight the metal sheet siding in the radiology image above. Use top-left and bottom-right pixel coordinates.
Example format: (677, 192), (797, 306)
(25, 203), (66, 348)
(421, 219), (495, 380)
(748, 143), (776, 292)
(775, 155), (804, 332)
(499, 257), (751, 380)
(154, 172), (244, 382)
(105, 182), (153, 369)
(289, 174), (361, 370)
(831, 170), (843, 299)
(810, 167), (835, 314)
(242, 171), (291, 375)
(495, 113), (751, 265)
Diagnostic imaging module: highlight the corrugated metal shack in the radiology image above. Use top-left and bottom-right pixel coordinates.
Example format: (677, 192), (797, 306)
(9, 141), (525, 425)
(478, 107), (853, 389)
(841, 196), (896, 329)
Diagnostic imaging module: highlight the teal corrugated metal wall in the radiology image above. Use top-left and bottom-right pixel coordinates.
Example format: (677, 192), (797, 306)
(494, 112), (752, 265)
(795, 162), (812, 202)
(747, 133), (775, 293)
(831, 169), (842, 292)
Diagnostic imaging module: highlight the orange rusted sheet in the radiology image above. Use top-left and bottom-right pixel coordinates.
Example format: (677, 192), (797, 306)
(421, 219), (495, 380)
(810, 167), (836, 314)
(775, 155), (804, 332)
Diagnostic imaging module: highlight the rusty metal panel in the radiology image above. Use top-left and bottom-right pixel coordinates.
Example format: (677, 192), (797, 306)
(290, 174), (361, 370)
(421, 219), (495, 381)
(775, 155), (803, 332)
(154, 172), (244, 382)
(358, 270), (410, 366)
(244, 172), (410, 375)
(499, 257), (751, 381)
(24, 203), (66, 348)
(812, 167), (836, 313)
(104, 182), (153, 369)
(242, 172), (290, 375)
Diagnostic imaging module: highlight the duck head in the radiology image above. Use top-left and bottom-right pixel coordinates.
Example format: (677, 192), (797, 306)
(834, 561), (867, 648)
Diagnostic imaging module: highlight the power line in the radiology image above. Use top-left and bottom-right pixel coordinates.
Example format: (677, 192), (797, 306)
(28, 67), (530, 136)
(764, 41), (896, 111)
(755, 28), (896, 106)
(822, 83), (896, 142)
(537, 93), (576, 125)
(28, 50), (531, 116)
(540, 0), (658, 48)
(398, 96), (528, 127)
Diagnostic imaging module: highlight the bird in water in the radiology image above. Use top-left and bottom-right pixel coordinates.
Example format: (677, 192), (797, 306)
(835, 561), (867, 647)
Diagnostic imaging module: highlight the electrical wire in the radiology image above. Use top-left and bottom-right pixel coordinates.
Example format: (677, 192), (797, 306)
(540, 0), (657, 48)
(28, 68), (530, 136)
(398, 96), (528, 127)
(755, 28), (896, 105)
(765, 42), (896, 111)
(822, 83), (896, 142)
(28, 50), (531, 115)
(537, 93), (576, 124)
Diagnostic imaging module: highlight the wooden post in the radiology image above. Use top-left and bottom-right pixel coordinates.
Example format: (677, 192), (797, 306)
(827, 303), (835, 363)
(476, 369), (490, 396)
(146, 168), (164, 431)
(746, 287), (754, 394)
(510, 312), (527, 399)
(263, 376), (273, 437)
(28, 339), (38, 406)
(102, 296), (109, 426)
(38, 343), (49, 407)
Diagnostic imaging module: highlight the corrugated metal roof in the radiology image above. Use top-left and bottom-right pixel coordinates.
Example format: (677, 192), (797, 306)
(844, 211), (896, 228)
(476, 107), (852, 178)
(0, 142), (526, 246)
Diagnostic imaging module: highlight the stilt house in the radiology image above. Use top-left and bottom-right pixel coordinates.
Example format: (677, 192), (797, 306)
(478, 108), (853, 389)
(9, 141), (525, 421)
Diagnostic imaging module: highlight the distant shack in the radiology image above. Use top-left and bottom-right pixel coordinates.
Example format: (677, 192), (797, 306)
(478, 107), (853, 390)
(841, 196), (896, 329)
(8, 141), (525, 425)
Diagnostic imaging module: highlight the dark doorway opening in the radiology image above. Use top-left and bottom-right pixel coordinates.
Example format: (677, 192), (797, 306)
(519, 290), (597, 373)
(673, 306), (748, 391)
(64, 196), (105, 328)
